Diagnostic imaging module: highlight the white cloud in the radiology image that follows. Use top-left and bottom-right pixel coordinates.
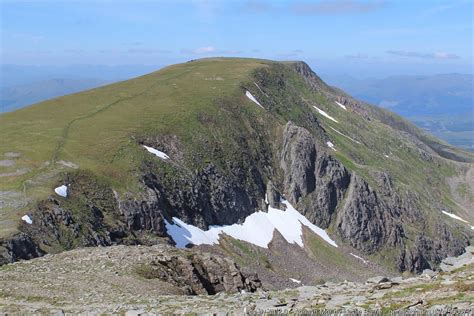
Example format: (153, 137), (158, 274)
(193, 46), (216, 54)
(386, 50), (460, 60)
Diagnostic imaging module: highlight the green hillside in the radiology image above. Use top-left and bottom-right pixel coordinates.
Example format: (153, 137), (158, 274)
(0, 58), (472, 273)
(0, 58), (268, 234)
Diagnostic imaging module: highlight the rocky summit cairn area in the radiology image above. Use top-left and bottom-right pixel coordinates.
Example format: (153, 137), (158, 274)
(0, 245), (472, 314)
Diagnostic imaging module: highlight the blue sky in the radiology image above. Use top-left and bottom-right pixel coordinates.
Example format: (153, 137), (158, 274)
(1, 0), (473, 77)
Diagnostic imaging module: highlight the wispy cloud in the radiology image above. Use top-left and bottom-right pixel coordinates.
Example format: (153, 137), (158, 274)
(127, 48), (171, 54)
(240, 0), (385, 15)
(10, 32), (44, 44)
(291, 0), (386, 15)
(345, 53), (369, 59)
(180, 46), (243, 55)
(386, 50), (460, 60)
(241, 0), (274, 13)
(193, 46), (216, 54)
(181, 46), (215, 54)
(277, 49), (304, 58)
(122, 41), (143, 46)
(64, 49), (85, 54)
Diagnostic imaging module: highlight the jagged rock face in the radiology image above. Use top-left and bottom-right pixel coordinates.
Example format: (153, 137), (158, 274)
(137, 249), (261, 295)
(279, 122), (350, 228)
(120, 177), (168, 237)
(397, 223), (469, 273)
(0, 233), (44, 265)
(280, 122), (317, 203)
(290, 62), (328, 92)
(134, 162), (264, 230)
(277, 121), (468, 272)
(21, 198), (115, 252)
(335, 174), (404, 253)
(265, 180), (282, 209)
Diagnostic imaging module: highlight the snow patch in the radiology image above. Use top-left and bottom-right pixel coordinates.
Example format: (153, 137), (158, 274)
(57, 160), (79, 169)
(471, 226), (474, 230)
(253, 82), (268, 97)
(21, 215), (32, 225)
(289, 278), (301, 284)
(442, 211), (468, 223)
(265, 193), (269, 205)
(313, 106), (338, 123)
(165, 200), (338, 249)
(245, 91), (264, 109)
(335, 101), (347, 111)
(328, 126), (361, 144)
(143, 145), (170, 160)
(326, 141), (337, 151)
(54, 185), (68, 198)
(350, 253), (368, 265)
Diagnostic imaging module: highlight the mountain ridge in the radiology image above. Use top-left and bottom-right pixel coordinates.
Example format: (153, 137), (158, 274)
(0, 58), (472, 279)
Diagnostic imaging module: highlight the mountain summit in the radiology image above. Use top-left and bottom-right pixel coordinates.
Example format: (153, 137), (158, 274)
(0, 58), (472, 282)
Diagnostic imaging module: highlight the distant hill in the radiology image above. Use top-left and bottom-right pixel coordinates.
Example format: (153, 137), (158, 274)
(321, 73), (473, 116)
(0, 78), (109, 112)
(322, 73), (474, 151)
(0, 64), (162, 88)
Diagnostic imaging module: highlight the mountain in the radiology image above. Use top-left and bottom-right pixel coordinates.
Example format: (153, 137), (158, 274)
(321, 73), (473, 117)
(0, 64), (162, 88)
(0, 78), (109, 112)
(322, 73), (474, 151)
(0, 58), (473, 288)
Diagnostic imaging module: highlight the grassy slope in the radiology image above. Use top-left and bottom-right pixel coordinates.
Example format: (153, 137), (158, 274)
(0, 58), (268, 237)
(0, 57), (472, 244)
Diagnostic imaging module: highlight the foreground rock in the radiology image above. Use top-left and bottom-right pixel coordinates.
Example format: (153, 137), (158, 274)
(0, 246), (473, 314)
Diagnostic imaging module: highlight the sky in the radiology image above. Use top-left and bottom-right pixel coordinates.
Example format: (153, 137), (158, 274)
(0, 0), (473, 77)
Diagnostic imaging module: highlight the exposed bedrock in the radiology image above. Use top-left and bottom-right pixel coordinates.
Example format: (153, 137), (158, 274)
(278, 121), (469, 272)
(280, 121), (350, 228)
(132, 162), (264, 231)
(140, 248), (262, 295)
(0, 232), (44, 265)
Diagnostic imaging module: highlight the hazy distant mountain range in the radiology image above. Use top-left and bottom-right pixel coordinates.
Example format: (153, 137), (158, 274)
(321, 73), (473, 117)
(0, 64), (162, 112)
(322, 73), (473, 151)
(0, 78), (109, 112)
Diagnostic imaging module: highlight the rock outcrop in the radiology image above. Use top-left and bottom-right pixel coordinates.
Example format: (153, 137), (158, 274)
(279, 122), (350, 228)
(278, 121), (468, 272)
(138, 250), (261, 295)
(0, 232), (44, 265)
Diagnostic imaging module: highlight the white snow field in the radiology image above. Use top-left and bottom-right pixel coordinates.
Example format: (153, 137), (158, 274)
(350, 253), (368, 265)
(328, 126), (361, 144)
(326, 141), (337, 151)
(54, 185), (68, 198)
(442, 211), (469, 223)
(165, 200), (338, 249)
(245, 91), (264, 108)
(21, 215), (32, 224)
(335, 101), (347, 111)
(313, 106), (338, 123)
(289, 278), (301, 284)
(143, 145), (170, 160)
